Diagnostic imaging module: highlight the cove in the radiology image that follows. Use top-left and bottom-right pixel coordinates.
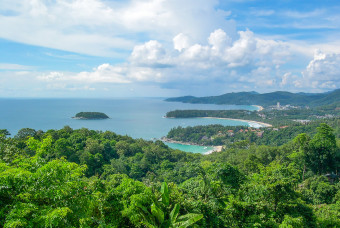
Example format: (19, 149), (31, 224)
(0, 98), (256, 153)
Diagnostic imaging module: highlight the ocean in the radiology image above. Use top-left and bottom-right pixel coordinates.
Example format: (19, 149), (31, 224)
(0, 98), (256, 154)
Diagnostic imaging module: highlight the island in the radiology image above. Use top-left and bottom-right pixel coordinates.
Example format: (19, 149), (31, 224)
(73, 112), (109, 119)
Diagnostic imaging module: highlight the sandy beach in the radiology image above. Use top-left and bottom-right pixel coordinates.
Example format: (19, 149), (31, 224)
(162, 108), (272, 155)
(201, 117), (272, 127)
(161, 137), (201, 146)
(161, 137), (223, 155)
(252, 105), (264, 111)
(204, 146), (223, 155)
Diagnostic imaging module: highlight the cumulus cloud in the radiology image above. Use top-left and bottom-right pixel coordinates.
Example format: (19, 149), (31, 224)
(208, 29), (232, 53)
(34, 28), (293, 94)
(7, 19), (339, 96)
(38, 64), (130, 84)
(223, 30), (257, 67)
(130, 40), (170, 67)
(173, 33), (191, 52)
(76, 64), (131, 83)
(301, 50), (340, 89)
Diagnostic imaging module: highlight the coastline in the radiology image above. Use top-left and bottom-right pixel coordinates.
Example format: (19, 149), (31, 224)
(72, 117), (110, 120)
(252, 105), (264, 111)
(200, 117), (272, 128)
(205, 145), (223, 155)
(161, 137), (223, 155)
(162, 105), (271, 154)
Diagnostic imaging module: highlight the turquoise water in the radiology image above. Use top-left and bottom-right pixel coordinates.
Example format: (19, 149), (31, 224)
(164, 142), (215, 154)
(0, 98), (255, 154)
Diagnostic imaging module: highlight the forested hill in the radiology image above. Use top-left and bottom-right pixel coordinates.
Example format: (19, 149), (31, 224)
(165, 89), (340, 107)
(1, 124), (339, 227)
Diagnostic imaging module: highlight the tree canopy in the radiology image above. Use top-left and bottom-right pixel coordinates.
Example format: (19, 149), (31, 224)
(0, 122), (339, 227)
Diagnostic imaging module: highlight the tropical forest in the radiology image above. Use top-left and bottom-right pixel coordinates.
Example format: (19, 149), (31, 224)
(1, 117), (339, 227)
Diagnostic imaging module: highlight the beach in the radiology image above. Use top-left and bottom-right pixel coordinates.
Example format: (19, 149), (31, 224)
(201, 117), (272, 128)
(204, 146), (223, 155)
(161, 137), (201, 146)
(161, 137), (223, 155)
(252, 105), (264, 111)
(161, 114), (272, 155)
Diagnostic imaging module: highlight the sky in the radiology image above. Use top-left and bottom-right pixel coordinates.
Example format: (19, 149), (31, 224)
(0, 0), (340, 97)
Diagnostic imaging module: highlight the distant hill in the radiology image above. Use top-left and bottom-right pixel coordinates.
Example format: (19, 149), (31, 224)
(165, 89), (340, 107)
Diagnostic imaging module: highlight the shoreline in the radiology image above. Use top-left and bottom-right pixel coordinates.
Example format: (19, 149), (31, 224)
(72, 117), (110, 120)
(161, 137), (223, 155)
(205, 145), (223, 155)
(252, 105), (264, 111)
(200, 117), (272, 128)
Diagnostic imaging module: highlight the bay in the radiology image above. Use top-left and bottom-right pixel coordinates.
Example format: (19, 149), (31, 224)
(0, 98), (256, 154)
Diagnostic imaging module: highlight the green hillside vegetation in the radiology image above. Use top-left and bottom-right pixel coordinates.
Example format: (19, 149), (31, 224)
(0, 123), (339, 227)
(166, 89), (340, 107)
(74, 112), (109, 119)
(166, 118), (340, 146)
(165, 108), (340, 127)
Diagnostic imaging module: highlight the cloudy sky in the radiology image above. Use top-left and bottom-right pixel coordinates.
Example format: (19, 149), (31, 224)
(1, 0), (340, 97)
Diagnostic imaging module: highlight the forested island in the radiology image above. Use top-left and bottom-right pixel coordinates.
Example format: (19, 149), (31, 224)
(73, 112), (109, 119)
(0, 122), (339, 227)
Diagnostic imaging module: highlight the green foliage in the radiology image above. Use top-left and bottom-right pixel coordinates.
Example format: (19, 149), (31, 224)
(225, 163), (315, 227)
(135, 182), (203, 228)
(314, 203), (340, 227)
(14, 128), (37, 140)
(0, 129), (11, 137)
(0, 135), (23, 163)
(301, 176), (339, 205)
(305, 123), (337, 174)
(0, 123), (339, 227)
(166, 123), (320, 147)
(166, 88), (340, 107)
(0, 157), (89, 227)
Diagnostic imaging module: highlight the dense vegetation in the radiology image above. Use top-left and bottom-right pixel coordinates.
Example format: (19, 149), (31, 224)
(165, 89), (340, 107)
(166, 118), (340, 146)
(166, 108), (340, 127)
(74, 112), (109, 119)
(1, 123), (339, 227)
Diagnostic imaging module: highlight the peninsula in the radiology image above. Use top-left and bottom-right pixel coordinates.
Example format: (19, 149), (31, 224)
(165, 89), (340, 108)
(73, 112), (109, 120)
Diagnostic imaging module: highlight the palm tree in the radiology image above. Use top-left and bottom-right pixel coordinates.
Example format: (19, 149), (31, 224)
(136, 182), (203, 228)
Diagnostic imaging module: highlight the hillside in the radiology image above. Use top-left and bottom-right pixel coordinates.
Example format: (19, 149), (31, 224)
(165, 89), (340, 107)
(1, 124), (339, 227)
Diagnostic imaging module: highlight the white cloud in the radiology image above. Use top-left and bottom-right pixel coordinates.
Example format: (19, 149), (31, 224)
(33, 28), (292, 94)
(173, 33), (190, 52)
(280, 72), (291, 86)
(208, 29), (232, 53)
(0, 0), (236, 57)
(3, 2), (339, 99)
(38, 64), (130, 83)
(76, 64), (131, 83)
(300, 50), (340, 89)
(130, 40), (168, 66)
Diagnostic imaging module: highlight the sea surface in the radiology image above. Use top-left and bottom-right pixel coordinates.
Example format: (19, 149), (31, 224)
(0, 98), (256, 154)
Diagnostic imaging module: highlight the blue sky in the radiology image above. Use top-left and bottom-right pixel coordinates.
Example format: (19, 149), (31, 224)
(0, 0), (339, 97)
